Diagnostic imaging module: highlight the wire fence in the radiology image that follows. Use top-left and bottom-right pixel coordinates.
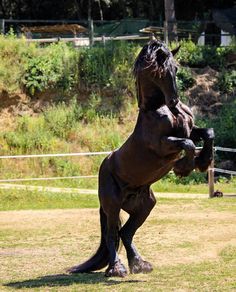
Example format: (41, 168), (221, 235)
(0, 18), (235, 46)
(0, 146), (235, 198)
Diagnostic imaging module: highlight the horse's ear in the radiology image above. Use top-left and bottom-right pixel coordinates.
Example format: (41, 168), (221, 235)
(171, 45), (181, 57)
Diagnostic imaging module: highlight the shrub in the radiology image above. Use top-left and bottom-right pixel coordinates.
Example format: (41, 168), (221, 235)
(0, 34), (36, 92)
(4, 127), (56, 152)
(78, 42), (138, 93)
(175, 40), (233, 68)
(209, 100), (236, 148)
(218, 70), (236, 94)
(177, 67), (195, 91)
(43, 99), (83, 139)
(197, 100), (236, 164)
(23, 42), (78, 95)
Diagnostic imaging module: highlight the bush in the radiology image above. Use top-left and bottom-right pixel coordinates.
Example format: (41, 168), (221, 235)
(0, 34), (36, 92)
(218, 70), (236, 94)
(0, 34), (79, 95)
(23, 42), (79, 95)
(197, 100), (236, 164)
(78, 42), (138, 93)
(175, 40), (233, 68)
(208, 100), (236, 147)
(43, 99), (82, 139)
(177, 67), (195, 91)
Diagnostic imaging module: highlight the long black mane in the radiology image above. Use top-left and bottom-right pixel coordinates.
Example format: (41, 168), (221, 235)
(133, 40), (176, 77)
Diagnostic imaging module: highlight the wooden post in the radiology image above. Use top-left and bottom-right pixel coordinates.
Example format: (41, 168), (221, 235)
(89, 18), (94, 46)
(208, 159), (215, 198)
(164, 0), (178, 42)
(102, 35), (106, 46)
(88, 0), (94, 47)
(0, 19), (5, 34)
(164, 21), (168, 44)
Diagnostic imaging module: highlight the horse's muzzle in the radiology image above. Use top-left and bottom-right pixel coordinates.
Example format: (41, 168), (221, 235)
(167, 97), (179, 108)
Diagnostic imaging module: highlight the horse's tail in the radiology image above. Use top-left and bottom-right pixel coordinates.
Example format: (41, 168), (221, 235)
(68, 207), (121, 273)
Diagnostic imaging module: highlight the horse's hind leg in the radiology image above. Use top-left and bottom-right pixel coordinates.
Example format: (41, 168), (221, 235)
(103, 206), (127, 277)
(120, 187), (156, 274)
(99, 160), (127, 277)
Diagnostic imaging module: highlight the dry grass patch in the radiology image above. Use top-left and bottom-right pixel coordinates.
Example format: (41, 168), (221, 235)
(0, 198), (236, 291)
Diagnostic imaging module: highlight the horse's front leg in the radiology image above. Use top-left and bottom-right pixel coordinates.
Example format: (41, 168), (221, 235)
(190, 127), (214, 172)
(161, 136), (196, 177)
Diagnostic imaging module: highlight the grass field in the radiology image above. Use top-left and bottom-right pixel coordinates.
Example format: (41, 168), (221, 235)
(0, 195), (236, 291)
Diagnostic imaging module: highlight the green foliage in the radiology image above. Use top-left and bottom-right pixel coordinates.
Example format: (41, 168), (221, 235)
(49, 158), (81, 176)
(177, 67), (195, 91)
(3, 117), (57, 152)
(78, 42), (138, 93)
(197, 100), (236, 164)
(0, 100), (128, 180)
(23, 42), (79, 95)
(176, 67), (195, 103)
(0, 34), (78, 95)
(175, 40), (233, 68)
(202, 100), (236, 147)
(0, 36), (234, 99)
(161, 171), (207, 185)
(0, 34), (36, 92)
(43, 99), (82, 139)
(218, 70), (236, 94)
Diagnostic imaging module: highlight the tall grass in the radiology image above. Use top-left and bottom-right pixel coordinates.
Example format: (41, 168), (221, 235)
(0, 99), (136, 184)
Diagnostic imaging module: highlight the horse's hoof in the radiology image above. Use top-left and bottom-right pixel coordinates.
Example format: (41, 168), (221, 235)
(129, 257), (153, 274)
(105, 261), (127, 277)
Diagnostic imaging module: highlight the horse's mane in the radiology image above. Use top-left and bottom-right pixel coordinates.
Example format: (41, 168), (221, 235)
(133, 40), (176, 77)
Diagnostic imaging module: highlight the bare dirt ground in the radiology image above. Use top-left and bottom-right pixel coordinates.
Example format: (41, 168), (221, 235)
(0, 198), (236, 291)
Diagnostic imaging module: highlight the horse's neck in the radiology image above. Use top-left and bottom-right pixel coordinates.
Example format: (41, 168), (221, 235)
(137, 78), (165, 111)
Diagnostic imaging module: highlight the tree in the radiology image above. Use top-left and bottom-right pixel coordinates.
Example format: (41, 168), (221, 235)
(164, 0), (177, 42)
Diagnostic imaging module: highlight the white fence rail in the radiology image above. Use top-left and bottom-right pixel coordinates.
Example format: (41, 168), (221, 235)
(0, 146), (235, 197)
(0, 151), (111, 159)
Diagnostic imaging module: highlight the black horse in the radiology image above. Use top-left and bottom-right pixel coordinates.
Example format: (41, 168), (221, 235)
(68, 40), (214, 277)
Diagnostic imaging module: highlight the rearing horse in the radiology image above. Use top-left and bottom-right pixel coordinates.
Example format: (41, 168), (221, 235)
(68, 40), (214, 277)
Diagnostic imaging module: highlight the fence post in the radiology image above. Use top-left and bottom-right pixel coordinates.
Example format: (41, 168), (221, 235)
(208, 159), (215, 198)
(164, 20), (168, 44)
(0, 19), (5, 34)
(89, 18), (94, 46)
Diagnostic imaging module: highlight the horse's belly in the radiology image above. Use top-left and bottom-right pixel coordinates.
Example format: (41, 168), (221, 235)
(113, 150), (176, 187)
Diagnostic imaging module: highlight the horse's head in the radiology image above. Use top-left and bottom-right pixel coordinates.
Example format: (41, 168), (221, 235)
(134, 40), (180, 110)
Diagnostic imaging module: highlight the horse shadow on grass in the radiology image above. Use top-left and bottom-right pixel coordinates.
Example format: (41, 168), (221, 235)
(4, 272), (144, 289)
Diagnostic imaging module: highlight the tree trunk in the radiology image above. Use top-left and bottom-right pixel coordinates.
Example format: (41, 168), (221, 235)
(88, 0), (94, 46)
(164, 0), (178, 43)
(97, 0), (103, 21)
